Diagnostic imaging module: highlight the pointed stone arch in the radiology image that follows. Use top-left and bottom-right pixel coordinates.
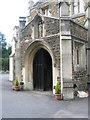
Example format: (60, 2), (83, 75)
(24, 40), (59, 94)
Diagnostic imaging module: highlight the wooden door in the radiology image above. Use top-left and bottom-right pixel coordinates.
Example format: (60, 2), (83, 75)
(33, 48), (52, 91)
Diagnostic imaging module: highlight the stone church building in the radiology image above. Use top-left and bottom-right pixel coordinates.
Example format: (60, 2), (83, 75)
(9, 0), (90, 100)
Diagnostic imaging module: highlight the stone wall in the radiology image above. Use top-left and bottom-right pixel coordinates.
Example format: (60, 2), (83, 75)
(28, 8), (38, 22)
(20, 35), (60, 69)
(20, 38), (32, 67)
(71, 38), (88, 91)
(15, 43), (21, 82)
(84, 0), (90, 10)
(20, 16), (60, 70)
(20, 22), (33, 69)
(49, 2), (58, 17)
(72, 70), (88, 90)
(70, 19), (88, 91)
(40, 1), (58, 17)
(27, 1), (59, 23)
(44, 17), (59, 36)
(19, 14), (88, 95)
(72, 15), (86, 25)
(70, 21), (87, 41)
(21, 23), (32, 38)
(20, 35), (60, 83)
(44, 35), (60, 68)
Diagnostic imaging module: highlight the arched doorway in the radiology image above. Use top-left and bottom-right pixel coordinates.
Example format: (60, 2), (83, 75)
(33, 48), (52, 91)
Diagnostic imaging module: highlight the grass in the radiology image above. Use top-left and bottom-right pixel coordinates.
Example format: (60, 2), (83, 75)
(0, 70), (9, 74)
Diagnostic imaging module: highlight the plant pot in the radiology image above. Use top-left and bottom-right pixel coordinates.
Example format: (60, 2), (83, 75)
(20, 85), (24, 90)
(14, 86), (19, 91)
(55, 93), (61, 100)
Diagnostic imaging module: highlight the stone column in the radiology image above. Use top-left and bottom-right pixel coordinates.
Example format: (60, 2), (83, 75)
(62, 39), (73, 100)
(61, 19), (74, 100)
(9, 56), (14, 81)
(59, 1), (74, 100)
(15, 29), (21, 82)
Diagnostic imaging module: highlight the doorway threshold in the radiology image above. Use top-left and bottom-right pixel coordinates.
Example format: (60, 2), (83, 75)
(32, 91), (54, 96)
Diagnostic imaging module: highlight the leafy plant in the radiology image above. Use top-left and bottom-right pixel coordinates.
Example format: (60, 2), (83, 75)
(15, 76), (19, 86)
(0, 58), (9, 71)
(55, 81), (60, 94)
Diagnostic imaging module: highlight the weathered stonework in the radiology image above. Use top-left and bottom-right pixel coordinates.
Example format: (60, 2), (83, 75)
(9, 0), (89, 100)
(21, 24), (32, 38)
(70, 21), (87, 40)
(44, 35), (60, 68)
(84, 0), (90, 10)
(72, 70), (88, 90)
(49, 2), (58, 17)
(44, 17), (59, 36)
(72, 15), (86, 25)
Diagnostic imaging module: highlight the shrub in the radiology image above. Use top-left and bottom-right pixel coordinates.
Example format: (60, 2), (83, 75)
(0, 58), (9, 71)
(55, 81), (60, 94)
(15, 76), (19, 86)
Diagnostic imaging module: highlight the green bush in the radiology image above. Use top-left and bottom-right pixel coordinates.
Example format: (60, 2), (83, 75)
(0, 58), (2, 70)
(55, 81), (60, 94)
(15, 76), (19, 86)
(0, 58), (9, 71)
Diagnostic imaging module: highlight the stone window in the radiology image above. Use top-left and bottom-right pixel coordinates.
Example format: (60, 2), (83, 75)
(42, 6), (51, 16)
(31, 24), (34, 39)
(38, 21), (43, 38)
(77, 48), (79, 64)
(42, 9), (45, 15)
(73, 0), (84, 14)
(74, 42), (86, 71)
(75, 46), (80, 65)
(73, 0), (78, 14)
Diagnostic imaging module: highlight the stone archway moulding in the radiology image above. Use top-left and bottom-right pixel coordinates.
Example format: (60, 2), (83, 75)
(24, 40), (59, 94)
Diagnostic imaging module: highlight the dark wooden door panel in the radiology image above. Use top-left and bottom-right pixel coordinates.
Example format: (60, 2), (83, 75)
(33, 48), (52, 91)
(43, 50), (52, 91)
